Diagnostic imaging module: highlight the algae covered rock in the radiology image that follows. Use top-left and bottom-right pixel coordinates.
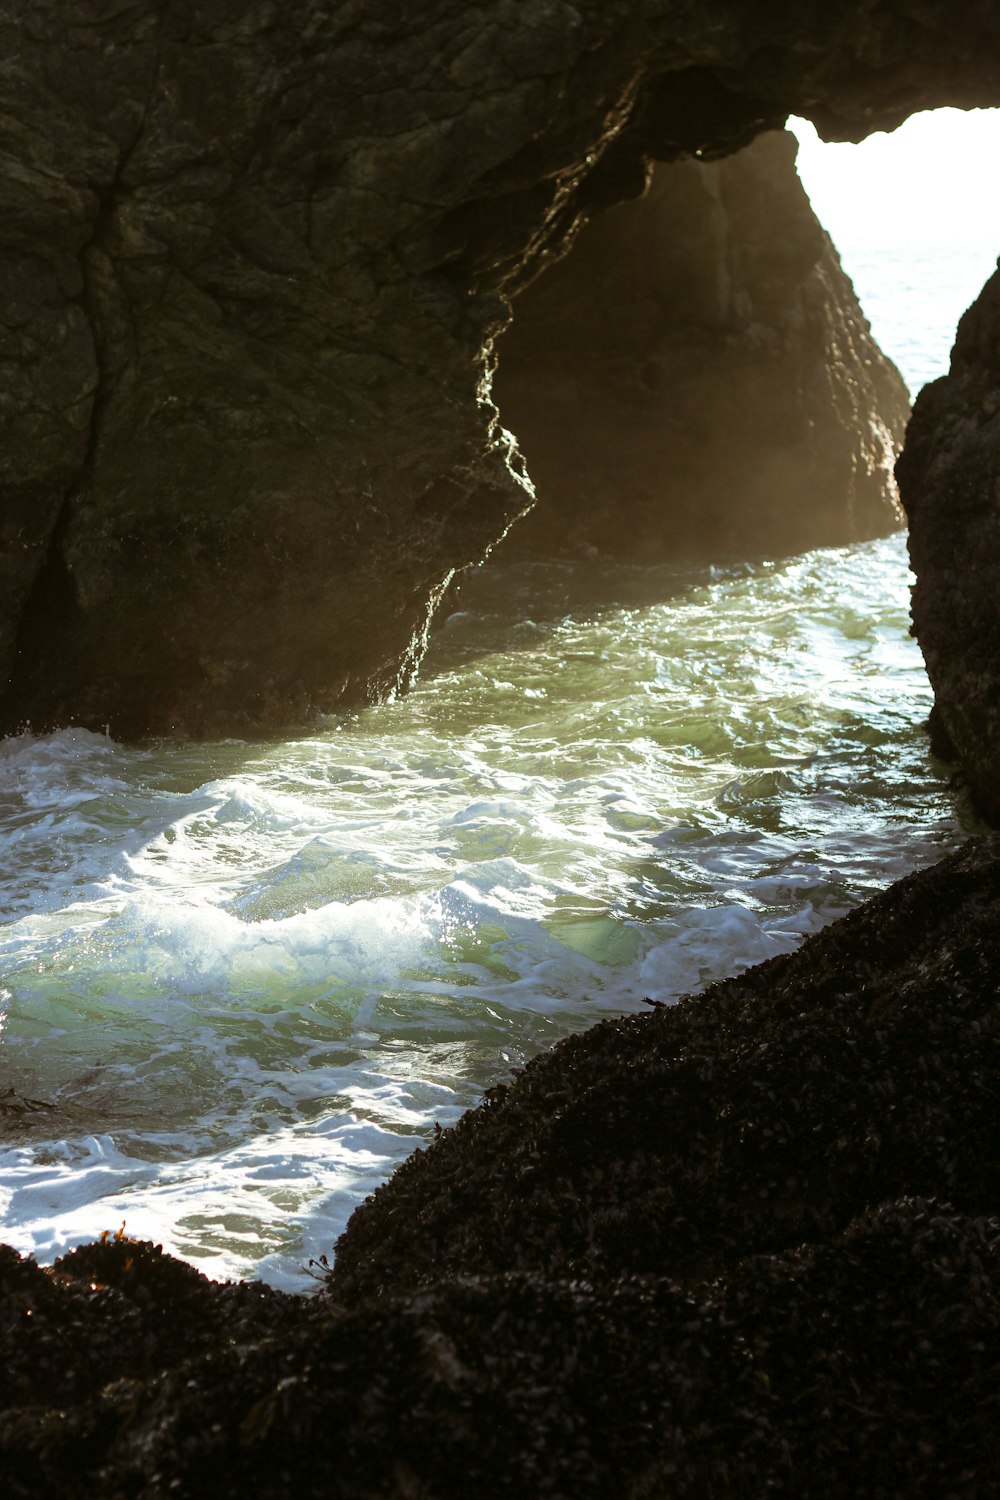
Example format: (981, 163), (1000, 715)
(3, 836), (999, 1495)
(332, 831), (1000, 1295)
(2, 1203), (999, 1497)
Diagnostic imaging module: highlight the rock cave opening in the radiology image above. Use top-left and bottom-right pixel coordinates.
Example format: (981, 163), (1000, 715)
(790, 106), (1000, 395)
(485, 104), (1000, 573)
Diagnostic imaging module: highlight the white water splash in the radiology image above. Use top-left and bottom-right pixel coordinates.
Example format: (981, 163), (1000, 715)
(0, 534), (973, 1286)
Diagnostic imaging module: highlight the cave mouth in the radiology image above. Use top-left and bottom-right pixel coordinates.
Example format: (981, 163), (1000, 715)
(789, 106), (1000, 397)
(486, 104), (1000, 573)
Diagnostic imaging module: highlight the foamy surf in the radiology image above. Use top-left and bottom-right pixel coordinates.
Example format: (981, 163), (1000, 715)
(0, 534), (974, 1285)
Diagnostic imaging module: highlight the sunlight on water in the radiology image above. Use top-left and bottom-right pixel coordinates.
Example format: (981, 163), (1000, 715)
(839, 244), (997, 394)
(0, 533), (972, 1287)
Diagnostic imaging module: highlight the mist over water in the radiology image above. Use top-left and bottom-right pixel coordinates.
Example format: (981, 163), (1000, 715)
(0, 506), (972, 1285)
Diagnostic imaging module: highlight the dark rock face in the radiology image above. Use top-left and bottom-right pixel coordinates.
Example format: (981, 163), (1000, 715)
(3, 2), (1000, 734)
(897, 268), (1000, 826)
(496, 130), (909, 559)
(3, 837), (1000, 1494)
(3, 1207), (999, 1497)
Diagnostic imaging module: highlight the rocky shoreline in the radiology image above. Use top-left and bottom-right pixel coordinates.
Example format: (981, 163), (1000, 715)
(3, 832), (998, 1496)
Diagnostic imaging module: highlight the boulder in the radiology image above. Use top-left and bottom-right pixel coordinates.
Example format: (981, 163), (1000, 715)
(496, 130), (909, 559)
(897, 266), (1000, 825)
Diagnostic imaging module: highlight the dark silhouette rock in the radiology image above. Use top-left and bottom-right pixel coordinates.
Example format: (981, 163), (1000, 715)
(3, 2), (1000, 734)
(496, 130), (909, 559)
(897, 266), (1000, 826)
(3, 837), (1000, 1494)
(5, 1205), (999, 1497)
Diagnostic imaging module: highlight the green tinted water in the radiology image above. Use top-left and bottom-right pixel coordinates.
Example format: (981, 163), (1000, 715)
(0, 534), (973, 1284)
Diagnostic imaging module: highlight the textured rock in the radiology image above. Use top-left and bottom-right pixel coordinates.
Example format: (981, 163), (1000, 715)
(2, 838), (1000, 1494)
(496, 130), (909, 559)
(4, 3), (1000, 733)
(4, 1206), (999, 1498)
(897, 267), (1000, 826)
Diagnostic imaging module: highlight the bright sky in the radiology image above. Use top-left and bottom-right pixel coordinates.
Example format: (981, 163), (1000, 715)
(790, 108), (1000, 252)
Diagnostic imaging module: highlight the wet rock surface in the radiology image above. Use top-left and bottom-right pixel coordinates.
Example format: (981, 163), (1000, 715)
(497, 131), (909, 560)
(2, 834), (999, 1495)
(3, 2), (1000, 734)
(897, 267), (1000, 827)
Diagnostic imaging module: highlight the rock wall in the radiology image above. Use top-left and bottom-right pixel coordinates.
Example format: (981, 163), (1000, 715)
(4, 2), (1000, 734)
(897, 267), (1000, 826)
(496, 130), (909, 559)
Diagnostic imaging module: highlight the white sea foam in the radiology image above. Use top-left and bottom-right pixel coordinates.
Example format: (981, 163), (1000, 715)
(0, 534), (973, 1284)
(0, 1111), (421, 1287)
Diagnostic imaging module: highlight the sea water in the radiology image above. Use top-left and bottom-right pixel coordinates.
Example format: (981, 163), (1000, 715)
(0, 242), (986, 1288)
